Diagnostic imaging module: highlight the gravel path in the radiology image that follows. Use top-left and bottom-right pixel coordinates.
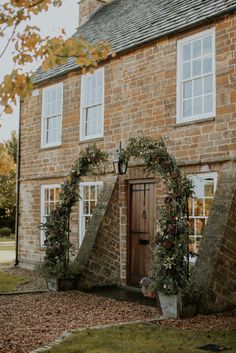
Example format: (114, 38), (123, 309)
(0, 291), (159, 353)
(0, 266), (235, 353)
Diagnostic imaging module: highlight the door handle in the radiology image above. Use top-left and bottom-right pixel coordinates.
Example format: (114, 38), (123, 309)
(139, 239), (149, 245)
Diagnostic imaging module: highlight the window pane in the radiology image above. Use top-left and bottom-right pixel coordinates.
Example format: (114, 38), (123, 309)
(90, 200), (96, 212)
(204, 94), (213, 113)
(183, 99), (192, 117)
(193, 78), (202, 96)
(45, 188), (49, 201)
(90, 186), (96, 200)
(96, 88), (103, 103)
(44, 203), (49, 216)
(193, 39), (201, 58)
(83, 201), (89, 214)
(49, 189), (54, 201)
(203, 36), (212, 55)
(55, 188), (60, 201)
(91, 75), (96, 90)
(192, 59), (201, 77)
(189, 218), (194, 235)
(83, 186), (89, 200)
(96, 105), (102, 134)
(188, 199), (193, 216)
(194, 198), (204, 216)
(182, 43), (191, 61)
(204, 75), (213, 94)
(183, 81), (192, 98)
(203, 57), (212, 74)
(85, 216), (90, 232)
(196, 218), (205, 236)
(96, 69), (103, 88)
(204, 180), (214, 197)
(46, 130), (53, 144)
(193, 97), (202, 115)
(182, 62), (191, 80)
(205, 198), (213, 216)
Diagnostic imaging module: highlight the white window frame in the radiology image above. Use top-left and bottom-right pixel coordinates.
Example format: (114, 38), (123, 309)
(40, 184), (60, 247)
(41, 82), (63, 148)
(79, 181), (103, 246)
(188, 172), (217, 262)
(176, 28), (216, 124)
(80, 67), (104, 141)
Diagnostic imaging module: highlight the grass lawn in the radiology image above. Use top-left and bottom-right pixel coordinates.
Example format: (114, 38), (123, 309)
(0, 271), (25, 292)
(0, 236), (15, 243)
(0, 245), (15, 251)
(43, 323), (236, 353)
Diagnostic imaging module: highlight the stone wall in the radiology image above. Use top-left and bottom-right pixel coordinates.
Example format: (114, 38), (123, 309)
(185, 171), (236, 314)
(76, 176), (120, 287)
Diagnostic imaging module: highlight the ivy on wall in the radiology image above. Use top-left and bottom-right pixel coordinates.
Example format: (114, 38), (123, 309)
(39, 145), (108, 279)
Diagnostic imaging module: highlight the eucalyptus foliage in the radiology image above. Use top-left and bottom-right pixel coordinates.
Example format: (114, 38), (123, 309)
(121, 137), (193, 295)
(39, 145), (108, 279)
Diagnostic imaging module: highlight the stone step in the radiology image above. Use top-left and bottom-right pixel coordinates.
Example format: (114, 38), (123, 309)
(80, 285), (158, 307)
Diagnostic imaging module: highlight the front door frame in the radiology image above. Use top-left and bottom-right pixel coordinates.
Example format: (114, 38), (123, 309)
(126, 178), (155, 286)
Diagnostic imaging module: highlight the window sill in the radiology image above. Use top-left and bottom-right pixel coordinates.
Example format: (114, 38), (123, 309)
(79, 137), (104, 144)
(174, 116), (215, 128)
(40, 144), (62, 151)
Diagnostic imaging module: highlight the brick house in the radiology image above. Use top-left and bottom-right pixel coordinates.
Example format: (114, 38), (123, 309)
(17, 0), (236, 312)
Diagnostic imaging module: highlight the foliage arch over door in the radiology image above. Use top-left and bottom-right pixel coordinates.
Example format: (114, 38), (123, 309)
(121, 137), (193, 294)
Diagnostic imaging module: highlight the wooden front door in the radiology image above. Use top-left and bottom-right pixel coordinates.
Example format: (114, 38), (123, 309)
(128, 180), (155, 286)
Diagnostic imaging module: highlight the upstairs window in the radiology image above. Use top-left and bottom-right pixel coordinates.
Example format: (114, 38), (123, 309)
(177, 29), (215, 123)
(40, 184), (60, 247)
(80, 68), (104, 141)
(41, 83), (63, 148)
(188, 172), (217, 262)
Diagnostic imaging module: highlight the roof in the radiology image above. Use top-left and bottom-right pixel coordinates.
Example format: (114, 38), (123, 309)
(34, 0), (236, 84)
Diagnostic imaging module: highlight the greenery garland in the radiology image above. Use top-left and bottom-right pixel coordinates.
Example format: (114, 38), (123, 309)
(121, 137), (193, 295)
(39, 145), (108, 279)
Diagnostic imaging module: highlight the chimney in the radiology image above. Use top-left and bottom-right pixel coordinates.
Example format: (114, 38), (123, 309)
(78, 0), (108, 27)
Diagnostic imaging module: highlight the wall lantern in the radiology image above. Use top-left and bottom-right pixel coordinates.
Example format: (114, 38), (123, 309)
(113, 142), (128, 175)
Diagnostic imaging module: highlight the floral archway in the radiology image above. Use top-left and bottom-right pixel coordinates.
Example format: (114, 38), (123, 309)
(121, 137), (193, 294)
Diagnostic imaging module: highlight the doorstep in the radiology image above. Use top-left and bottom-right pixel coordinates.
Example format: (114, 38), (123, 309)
(80, 285), (157, 307)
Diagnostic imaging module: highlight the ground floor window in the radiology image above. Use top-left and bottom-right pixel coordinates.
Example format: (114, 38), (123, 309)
(188, 172), (217, 262)
(40, 184), (60, 247)
(79, 181), (103, 245)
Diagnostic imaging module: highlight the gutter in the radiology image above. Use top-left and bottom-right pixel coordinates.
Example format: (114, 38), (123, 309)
(33, 4), (236, 85)
(14, 99), (22, 266)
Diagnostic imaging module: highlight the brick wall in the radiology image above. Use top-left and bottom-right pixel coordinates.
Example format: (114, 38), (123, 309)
(19, 13), (236, 275)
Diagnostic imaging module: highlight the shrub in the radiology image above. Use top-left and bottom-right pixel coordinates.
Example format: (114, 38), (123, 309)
(0, 227), (11, 237)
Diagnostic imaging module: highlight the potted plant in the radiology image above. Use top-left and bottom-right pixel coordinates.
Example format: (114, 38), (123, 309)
(149, 193), (191, 318)
(37, 208), (80, 291)
(140, 277), (156, 299)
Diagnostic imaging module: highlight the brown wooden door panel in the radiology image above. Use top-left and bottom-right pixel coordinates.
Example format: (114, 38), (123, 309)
(128, 181), (155, 286)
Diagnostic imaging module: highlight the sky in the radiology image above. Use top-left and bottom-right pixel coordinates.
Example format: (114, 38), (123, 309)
(0, 0), (78, 142)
